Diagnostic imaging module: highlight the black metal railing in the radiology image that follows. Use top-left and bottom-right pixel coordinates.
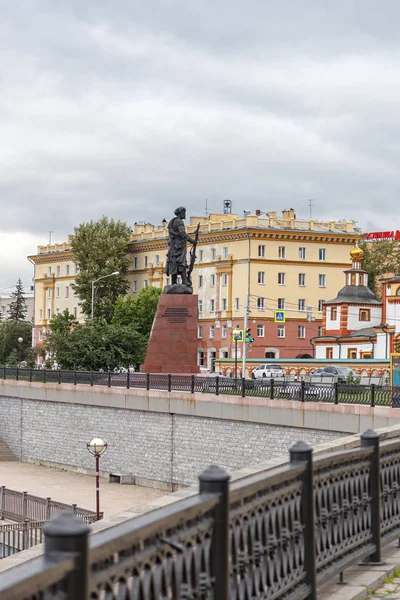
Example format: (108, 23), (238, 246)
(1, 366), (400, 407)
(1, 429), (400, 599)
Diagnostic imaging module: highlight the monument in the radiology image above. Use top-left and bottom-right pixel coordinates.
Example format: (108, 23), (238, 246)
(142, 207), (201, 374)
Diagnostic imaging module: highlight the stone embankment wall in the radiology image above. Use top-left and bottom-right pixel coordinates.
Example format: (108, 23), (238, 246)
(0, 381), (399, 490)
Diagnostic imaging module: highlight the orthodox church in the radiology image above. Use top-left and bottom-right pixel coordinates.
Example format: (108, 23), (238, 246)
(314, 245), (400, 360)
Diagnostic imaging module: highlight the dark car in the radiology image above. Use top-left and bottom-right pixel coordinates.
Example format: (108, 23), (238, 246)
(310, 366), (355, 383)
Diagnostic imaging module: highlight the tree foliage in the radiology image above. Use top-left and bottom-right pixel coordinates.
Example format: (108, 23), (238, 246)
(0, 320), (33, 365)
(71, 216), (131, 321)
(48, 309), (78, 335)
(112, 287), (162, 338)
(8, 278), (28, 321)
(359, 240), (400, 297)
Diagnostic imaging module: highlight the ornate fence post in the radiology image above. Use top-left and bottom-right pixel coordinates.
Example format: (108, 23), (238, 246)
(146, 373), (150, 391)
(0, 486), (5, 519)
(43, 369), (47, 384)
(43, 512), (90, 600)
(290, 441), (317, 600)
(215, 376), (219, 396)
(58, 369), (61, 385)
(270, 378), (274, 400)
(90, 371), (94, 387)
(16, 367), (19, 381)
(334, 382), (339, 404)
(370, 384), (376, 408)
(361, 429), (381, 562)
(127, 371), (130, 389)
(23, 491), (28, 520)
(107, 370), (111, 388)
(300, 380), (306, 402)
(191, 375), (195, 394)
(22, 518), (29, 550)
(168, 374), (172, 392)
(29, 368), (33, 383)
(46, 497), (51, 521)
(199, 466), (230, 600)
(241, 377), (246, 398)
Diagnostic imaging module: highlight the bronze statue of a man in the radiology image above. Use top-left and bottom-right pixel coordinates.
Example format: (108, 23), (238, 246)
(164, 206), (195, 287)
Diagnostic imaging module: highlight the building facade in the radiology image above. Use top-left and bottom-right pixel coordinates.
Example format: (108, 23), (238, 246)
(0, 291), (34, 322)
(29, 209), (359, 367)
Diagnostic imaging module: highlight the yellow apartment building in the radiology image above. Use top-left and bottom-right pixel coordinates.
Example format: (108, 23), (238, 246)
(29, 209), (359, 368)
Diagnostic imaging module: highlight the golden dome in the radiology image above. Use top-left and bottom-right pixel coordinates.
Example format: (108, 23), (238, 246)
(350, 244), (364, 261)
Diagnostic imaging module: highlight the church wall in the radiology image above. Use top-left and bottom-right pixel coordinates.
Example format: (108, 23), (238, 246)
(347, 305), (382, 331)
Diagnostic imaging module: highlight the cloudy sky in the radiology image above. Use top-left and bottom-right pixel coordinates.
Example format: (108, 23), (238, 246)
(1, 0), (400, 290)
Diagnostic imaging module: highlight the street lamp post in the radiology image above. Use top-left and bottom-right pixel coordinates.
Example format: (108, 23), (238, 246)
(17, 337), (23, 364)
(91, 272), (120, 319)
(86, 438), (108, 521)
(233, 325), (240, 379)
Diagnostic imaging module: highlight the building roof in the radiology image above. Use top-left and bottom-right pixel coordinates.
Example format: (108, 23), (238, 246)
(314, 326), (378, 342)
(381, 276), (400, 283)
(325, 285), (381, 305)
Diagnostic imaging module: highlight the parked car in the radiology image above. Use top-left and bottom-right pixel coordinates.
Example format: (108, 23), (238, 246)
(251, 364), (285, 380)
(310, 366), (355, 383)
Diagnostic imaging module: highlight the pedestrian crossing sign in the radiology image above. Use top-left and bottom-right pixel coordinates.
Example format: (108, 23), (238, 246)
(232, 329), (244, 342)
(274, 310), (286, 323)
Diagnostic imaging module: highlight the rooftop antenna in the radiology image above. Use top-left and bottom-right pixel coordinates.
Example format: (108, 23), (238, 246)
(308, 199), (315, 220)
(205, 198), (209, 217)
(49, 231), (54, 245)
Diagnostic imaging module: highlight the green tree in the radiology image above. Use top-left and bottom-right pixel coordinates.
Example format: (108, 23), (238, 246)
(71, 216), (131, 321)
(359, 240), (400, 297)
(112, 287), (162, 338)
(8, 278), (28, 321)
(0, 320), (32, 365)
(48, 309), (78, 334)
(6, 348), (19, 367)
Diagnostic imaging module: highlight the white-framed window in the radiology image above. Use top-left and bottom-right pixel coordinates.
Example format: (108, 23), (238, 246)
(235, 298), (240, 311)
(133, 257), (138, 269)
(318, 326), (323, 336)
(298, 325), (306, 339)
(298, 299), (306, 311)
(278, 246), (286, 259)
(319, 248), (326, 261)
(209, 325), (215, 339)
(258, 272), (265, 285)
(144, 280), (149, 288)
(39, 330), (42, 341)
(48, 266), (52, 276)
(222, 325), (227, 338)
(277, 325), (285, 338)
(299, 247), (306, 260)
(278, 273), (286, 286)
(144, 256), (148, 268)
(133, 281), (138, 293)
(258, 245), (266, 258)
(319, 274), (326, 288)
(198, 326), (203, 339)
(298, 273), (306, 286)
(198, 349), (204, 366)
(155, 255), (160, 266)
(278, 298), (285, 309)
(56, 287), (60, 298)
(73, 307), (78, 318)
(257, 297), (265, 310)
(257, 324), (265, 337)
(198, 300), (203, 313)
(65, 286), (69, 298)
(47, 308), (51, 319)
(318, 299), (324, 312)
(66, 265), (70, 275)
(210, 299), (215, 312)
(210, 274), (216, 286)
(199, 249), (203, 262)
(56, 308), (60, 315)
(199, 275), (203, 287)
(222, 298), (227, 311)
(57, 265), (61, 276)
(39, 309), (43, 320)
(47, 288), (51, 299)
(223, 247), (228, 259)
(74, 263), (79, 274)
(211, 248), (216, 261)
(222, 273), (228, 286)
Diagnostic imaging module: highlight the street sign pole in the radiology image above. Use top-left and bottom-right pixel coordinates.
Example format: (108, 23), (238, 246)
(242, 294), (249, 378)
(235, 339), (238, 379)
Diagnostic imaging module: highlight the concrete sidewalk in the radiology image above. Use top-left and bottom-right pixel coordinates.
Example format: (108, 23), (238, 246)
(0, 462), (165, 519)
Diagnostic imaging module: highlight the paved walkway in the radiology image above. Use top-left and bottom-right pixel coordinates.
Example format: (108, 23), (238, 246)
(367, 576), (400, 598)
(0, 462), (165, 519)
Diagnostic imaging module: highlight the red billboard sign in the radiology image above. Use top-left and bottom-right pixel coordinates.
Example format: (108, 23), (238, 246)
(364, 230), (400, 241)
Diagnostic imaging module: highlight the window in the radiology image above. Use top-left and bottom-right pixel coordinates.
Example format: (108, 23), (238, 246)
(65, 286), (69, 298)
(278, 246), (286, 259)
(47, 288), (51, 299)
(326, 347), (333, 359)
(199, 250), (203, 262)
(319, 274), (326, 288)
(211, 249), (216, 261)
(278, 273), (286, 286)
(144, 256), (148, 268)
(234, 298), (240, 311)
(223, 247), (228, 259)
(133, 257), (138, 269)
(210, 274), (216, 286)
(74, 263), (79, 274)
(299, 247), (306, 260)
(198, 275), (203, 287)
(48, 267), (52, 276)
(277, 325), (285, 338)
(361, 352), (373, 359)
(209, 325), (215, 339)
(39, 331), (42, 341)
(298, 273), (306, 286)
(56, 308), (60, 315)
(257, 297), (265, 310)
(73, 307), (78, 318)
(198, 349), (204, 366)
(210, 299), (215, 312)
(278, 298), (285, 309)
(258, 272), (265, 285)
(318, 300), (324, 312)
(222, 273), (228, 286)
(258, 245), (265, 258)
(47, 308), (51, 319)
(298, 326), (306, 339)
(56, 265), (60, 276)
(133, 281), (138, 292)
(155, 255), (160, 266)
(359, 308), (371, 321)
(39, 309), (43, 320)
(319, 248), (326, 261)
(222, 298), (227, 311)
(144, 280), (149, 288)
(198, 326), (203, 339)
(222, 325), (227, 338)
(330, 307), (337, 320)
(198, 300), (203, 313)
(298, 299), (306, 311)
(318, 326), (323, 336)
(257, 324), (265, 337)
(347, 348), (357, 359)
(56, 287), (60, 298)
(66, 265), (70, 275)
(265, 351), (276, 358)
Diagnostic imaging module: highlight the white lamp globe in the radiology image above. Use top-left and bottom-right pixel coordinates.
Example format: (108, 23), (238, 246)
(88, 438), (105, 455)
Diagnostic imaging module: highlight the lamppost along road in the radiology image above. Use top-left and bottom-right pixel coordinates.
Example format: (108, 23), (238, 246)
(17, 337), (23, 364)
(86, 438), (108, 521)
(91, 272), (119, 318)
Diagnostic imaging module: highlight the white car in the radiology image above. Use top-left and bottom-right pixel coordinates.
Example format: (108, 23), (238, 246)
(251, 364), (285, 380)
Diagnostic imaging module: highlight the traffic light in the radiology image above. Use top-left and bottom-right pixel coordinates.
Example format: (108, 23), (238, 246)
(245, 328), (254, 343)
